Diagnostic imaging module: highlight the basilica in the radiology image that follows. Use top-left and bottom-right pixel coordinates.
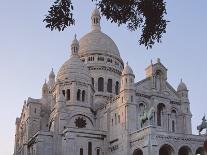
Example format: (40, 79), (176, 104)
(14, 8), (207, 155)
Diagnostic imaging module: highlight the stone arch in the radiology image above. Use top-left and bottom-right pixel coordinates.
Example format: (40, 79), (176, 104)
(132, 148), (143, 155)
(178, 145), (192, 155)
(159, 144), (175, 155)
(196, 147), (205, 155)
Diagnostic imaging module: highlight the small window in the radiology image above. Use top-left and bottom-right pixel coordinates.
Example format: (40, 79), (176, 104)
(82, 90), (85, 102)
(98, 57), (104, 61)
(92, 78), (94, 88)
(112, 119), (114, 126)
(62, 90), (65, 96)
(80, 148), (83, 155)
(34, 108), (37, 113)
(98, 77), (104, 92)
(66, 89), (70, 101)
(131, 96), (133, 102)
(172, 120), (175, 132)
(97, 149), (100, 155)
(88, 142), (92, 155)
(107, 79), (112, 93)
(77, 89), (81, 101)
(107, 58), (112, 63)
(115, 81), (119, 95)
(122, 97), (123, 103)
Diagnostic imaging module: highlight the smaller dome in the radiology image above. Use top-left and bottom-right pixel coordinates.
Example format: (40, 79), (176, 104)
(177, 79), (188, 91)
(57, 35), (91, 84)
(49, 68), (55, 79)
(122, 62), (134, 75)
(57, 55), (91, 84)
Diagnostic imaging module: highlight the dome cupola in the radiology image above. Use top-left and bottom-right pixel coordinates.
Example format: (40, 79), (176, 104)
(91, 7), (101, 31)
(177, 79), (188, 92)
(120, 62), (135, 92)
(71, 34), (79, 55)
(122, 62), (134, 76)
(177, 79), (189, 99)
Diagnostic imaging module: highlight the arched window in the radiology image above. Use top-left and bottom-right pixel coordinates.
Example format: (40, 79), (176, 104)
(91, 78), (94, 88)
(172, 120), (175, 132)
(80, 148), (83, 155)
(66, 89), (70, 101)
(155, 70), (163, 90)
(107, 79), (112, 93)
(97, 149), (100, 155)
(88, 142), (92, 155)
(98, 77), (104, 92)
(82, 90), (85, 102)
(115, 81), (119, 95)
(157, 103), (165, 126)
(77, 89), (81, 101)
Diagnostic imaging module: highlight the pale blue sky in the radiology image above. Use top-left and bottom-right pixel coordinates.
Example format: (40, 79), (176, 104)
(0, 1), (207, 155)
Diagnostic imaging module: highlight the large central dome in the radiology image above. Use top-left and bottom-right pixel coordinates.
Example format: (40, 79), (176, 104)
(79, 30), (120, 57)
(78, 8), (120, 58)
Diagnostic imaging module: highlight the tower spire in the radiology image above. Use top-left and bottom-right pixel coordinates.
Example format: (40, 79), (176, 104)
(91, 7), (101, 31)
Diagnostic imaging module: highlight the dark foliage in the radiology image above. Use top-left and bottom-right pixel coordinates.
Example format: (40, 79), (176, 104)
(44, 0), (168, 49)
(43, 0), (74, 31)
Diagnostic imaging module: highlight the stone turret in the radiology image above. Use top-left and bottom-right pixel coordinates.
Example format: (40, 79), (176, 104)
(42, 80), (49, 98)
(177, 79), (192, 134)
(120, 62), (135, 92)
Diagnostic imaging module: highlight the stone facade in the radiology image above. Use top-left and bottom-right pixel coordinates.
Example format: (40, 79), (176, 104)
(14, 8), (207, 155)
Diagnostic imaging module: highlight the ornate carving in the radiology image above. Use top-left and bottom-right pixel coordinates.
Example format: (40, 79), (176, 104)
(75, 117), (87, 128)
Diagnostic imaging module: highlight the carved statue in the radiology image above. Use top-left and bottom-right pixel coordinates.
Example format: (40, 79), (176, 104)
(197, 115), (207, 135)
(140, 106), (155, 127)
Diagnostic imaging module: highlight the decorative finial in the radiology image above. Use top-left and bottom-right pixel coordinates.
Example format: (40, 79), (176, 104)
(126, 61), (128, 65)
(157, 58), (160, 63)
(151, 59), (153, 65)
(181, 78), (183, 83)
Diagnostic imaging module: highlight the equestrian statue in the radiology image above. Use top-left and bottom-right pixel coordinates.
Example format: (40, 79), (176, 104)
(197, 115), (207, 135)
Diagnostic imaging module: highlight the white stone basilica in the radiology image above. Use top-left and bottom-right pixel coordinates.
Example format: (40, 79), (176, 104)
(14, 8), (207, 155)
